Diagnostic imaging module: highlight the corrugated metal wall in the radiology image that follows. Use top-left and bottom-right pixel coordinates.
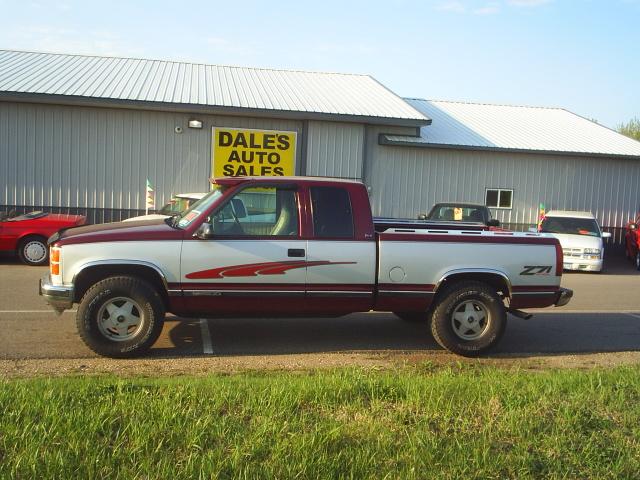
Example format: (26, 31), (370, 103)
(0, 101), (302, 215)
(366, 144), (640, 233)
(305, 121), (364, 179)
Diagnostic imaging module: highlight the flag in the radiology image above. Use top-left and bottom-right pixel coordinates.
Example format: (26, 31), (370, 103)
(537, 202), (545, 231)
(145, 179), (155, 214)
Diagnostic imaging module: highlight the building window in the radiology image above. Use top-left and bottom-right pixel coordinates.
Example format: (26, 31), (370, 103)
(485, 189), (513, 209)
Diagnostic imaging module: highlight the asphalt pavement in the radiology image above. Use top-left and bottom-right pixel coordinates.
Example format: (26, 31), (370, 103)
(1, 251), (639, 361)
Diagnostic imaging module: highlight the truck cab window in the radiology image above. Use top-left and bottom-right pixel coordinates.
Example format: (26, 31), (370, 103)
(310, 187), (354, 238)
(211, 186), (299, 237)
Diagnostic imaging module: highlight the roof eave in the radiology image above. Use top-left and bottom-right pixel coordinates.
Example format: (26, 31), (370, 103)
(379, 135), (640, 161)
(0, 92), (431, 127)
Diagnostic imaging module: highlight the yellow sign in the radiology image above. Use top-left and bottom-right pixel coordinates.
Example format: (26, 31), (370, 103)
(212, 127), (297, 177)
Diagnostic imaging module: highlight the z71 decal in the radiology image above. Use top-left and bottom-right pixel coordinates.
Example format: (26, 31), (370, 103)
(520, 265), (553, 276)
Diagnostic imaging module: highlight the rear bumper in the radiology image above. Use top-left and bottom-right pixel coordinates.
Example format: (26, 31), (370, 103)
(554, 287), (573, 307)
(39, 274), (74, 313)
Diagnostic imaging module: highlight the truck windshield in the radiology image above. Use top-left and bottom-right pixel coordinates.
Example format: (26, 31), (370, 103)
(172, 186), (226, 229)
(540, 217), (600, 237)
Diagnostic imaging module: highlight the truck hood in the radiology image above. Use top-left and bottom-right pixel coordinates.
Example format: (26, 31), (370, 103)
(545, 232), (602, 250)
(54, 218), (185, 246)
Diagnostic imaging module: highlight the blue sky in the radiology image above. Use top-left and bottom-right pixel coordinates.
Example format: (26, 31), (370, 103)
(0, 0), (638, 128)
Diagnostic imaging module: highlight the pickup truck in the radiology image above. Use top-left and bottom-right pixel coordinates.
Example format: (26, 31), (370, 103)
(40, 176), (572, 358)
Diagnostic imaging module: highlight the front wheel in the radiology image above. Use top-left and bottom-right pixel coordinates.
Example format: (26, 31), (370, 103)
(18, 236), (48, 266)
(636, 252), (640, 271)
(430, 281), (506, 357)
(76, 276), (165, 358)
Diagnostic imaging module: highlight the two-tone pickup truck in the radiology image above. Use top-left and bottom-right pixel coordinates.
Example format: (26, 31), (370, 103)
(40, 176), (572, 358)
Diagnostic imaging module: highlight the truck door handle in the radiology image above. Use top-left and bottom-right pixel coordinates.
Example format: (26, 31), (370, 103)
(288, 248), (306, 258)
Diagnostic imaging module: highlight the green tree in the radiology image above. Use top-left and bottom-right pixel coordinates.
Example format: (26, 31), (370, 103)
(617, 117), (640, 141)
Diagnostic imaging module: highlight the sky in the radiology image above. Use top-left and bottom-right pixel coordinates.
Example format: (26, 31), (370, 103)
(0, 0), (638, 128)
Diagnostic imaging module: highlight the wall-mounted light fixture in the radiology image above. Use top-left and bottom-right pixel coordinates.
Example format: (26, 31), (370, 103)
(188, 119), (203, 129)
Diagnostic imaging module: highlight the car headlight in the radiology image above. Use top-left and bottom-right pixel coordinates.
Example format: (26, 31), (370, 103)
(583, 248), (601, 259)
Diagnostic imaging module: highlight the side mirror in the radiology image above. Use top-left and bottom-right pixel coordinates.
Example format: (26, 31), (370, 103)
(195, 222), (214, 239)
(602, 231), (612, 239)
(487, 219), (500, 227)
(528, 227), (539, 233)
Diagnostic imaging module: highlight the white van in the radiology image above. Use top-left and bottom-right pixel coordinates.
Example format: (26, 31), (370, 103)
(538, 210), (611, 272)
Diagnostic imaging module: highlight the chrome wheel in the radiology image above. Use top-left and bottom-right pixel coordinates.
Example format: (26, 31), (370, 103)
(23, 240), (47, 264)
(97, 297), (144, 342)
(636, 252), (640, 271)
(451, 300), (490, 340)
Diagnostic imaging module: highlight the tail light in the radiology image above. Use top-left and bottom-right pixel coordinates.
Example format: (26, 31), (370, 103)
(50, 246), (61, 276)
(555, 241), (563, 276)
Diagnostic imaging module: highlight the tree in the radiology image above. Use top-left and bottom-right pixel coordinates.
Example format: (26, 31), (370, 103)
(617, 118), (640, 141)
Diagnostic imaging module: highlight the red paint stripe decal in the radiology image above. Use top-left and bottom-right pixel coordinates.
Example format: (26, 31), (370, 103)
(186, 260), (357, 279)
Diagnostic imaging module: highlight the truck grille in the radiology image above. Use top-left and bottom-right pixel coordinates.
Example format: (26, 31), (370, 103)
(563, 248), (582, 258)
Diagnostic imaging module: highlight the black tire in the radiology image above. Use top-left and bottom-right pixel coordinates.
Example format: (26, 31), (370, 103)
(17, 235), (49, 266)
(430, 281), (506, 357)
(636, 252), (640, 271)
(76, 276), (165, 358)
(394, 312), (428, 323)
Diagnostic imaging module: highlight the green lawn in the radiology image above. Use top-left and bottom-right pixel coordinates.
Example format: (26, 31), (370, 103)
(2, 365), (640, 479)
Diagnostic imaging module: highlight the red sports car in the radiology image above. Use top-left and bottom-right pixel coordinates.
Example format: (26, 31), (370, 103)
(625, 213), (640, 270)
(0, 211), (86, 265)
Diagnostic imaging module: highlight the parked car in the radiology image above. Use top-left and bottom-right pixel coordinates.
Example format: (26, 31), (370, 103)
(624, 213), (640, 270)
(537, 210), (610, 272)
(40, 176), (571, 359)
(0, 211), (86, 265)
(124, 193), (205, 222)
(420, 203), (501, 227)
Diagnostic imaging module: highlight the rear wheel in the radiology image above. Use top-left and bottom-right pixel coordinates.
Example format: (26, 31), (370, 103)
(430, 281), (506, 357)
(76, 276), (165, 358)
(18, 236), (48, 266)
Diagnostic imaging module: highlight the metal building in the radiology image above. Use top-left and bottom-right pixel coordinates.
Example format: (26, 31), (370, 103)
(2, 49), (640, 241)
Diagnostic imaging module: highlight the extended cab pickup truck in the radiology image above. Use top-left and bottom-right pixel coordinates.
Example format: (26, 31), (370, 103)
(40, 176), (572, 358)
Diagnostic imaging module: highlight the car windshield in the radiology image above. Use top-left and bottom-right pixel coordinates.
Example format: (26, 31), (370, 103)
(541, 217), (601, 237)
(6, 211), (48, 222)
(427, 205), (487, 223)
(171, 187), (226, 229)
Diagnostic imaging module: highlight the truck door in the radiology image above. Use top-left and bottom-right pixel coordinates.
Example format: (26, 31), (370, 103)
(304, 186), (376, 314)
(180, 185), (307, 315)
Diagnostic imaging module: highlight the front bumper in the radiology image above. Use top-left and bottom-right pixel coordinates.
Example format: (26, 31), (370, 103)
(39, 274), (74, 313)
(554, 287), (573, 307)
(563, 258), (603, 272)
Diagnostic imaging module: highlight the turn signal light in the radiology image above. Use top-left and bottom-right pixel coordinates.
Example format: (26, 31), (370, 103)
(50, 247), (61, 275)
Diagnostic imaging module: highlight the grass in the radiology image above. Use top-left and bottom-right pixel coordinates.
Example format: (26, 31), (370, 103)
(1, 365), (640, 479)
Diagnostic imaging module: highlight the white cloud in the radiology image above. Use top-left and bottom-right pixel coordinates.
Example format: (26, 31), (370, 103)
(436, 1), (467, 13)
(436, 0), (502, 14)
(507, 0), (552, 6)
(2, 26), (144, 57)
(474, 2), (501, 14)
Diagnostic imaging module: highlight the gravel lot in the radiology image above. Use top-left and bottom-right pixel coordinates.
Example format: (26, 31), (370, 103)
(1, 249), (639, 377)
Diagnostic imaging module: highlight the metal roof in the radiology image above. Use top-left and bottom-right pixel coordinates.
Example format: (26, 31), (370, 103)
(0, 49), (429, 126)
(381, 99), (640, 159)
